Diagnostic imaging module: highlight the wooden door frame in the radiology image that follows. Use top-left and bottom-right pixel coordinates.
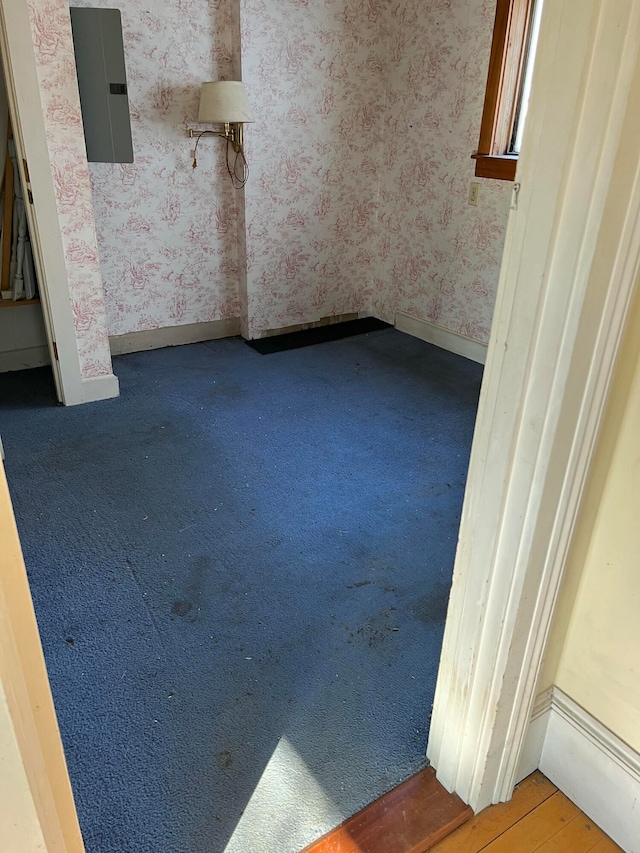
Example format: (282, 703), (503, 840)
(0, 461), (85, 851)
(428, 0), (640, 812)
(3, 0), (640, 847)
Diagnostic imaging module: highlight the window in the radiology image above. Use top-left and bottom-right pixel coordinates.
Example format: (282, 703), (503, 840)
(473, 0), (544, 181)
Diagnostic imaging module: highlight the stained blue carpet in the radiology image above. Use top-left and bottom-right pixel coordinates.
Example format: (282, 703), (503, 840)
(0, 329), (482, 853)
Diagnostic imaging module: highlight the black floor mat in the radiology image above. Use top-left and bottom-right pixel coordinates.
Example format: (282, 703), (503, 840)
(246, 317), (391, 354)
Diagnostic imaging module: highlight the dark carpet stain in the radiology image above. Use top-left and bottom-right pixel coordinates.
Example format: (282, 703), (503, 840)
(216, 749), (235, 770)
(171, 600), (193, 618)
(411, 584), (452, 625)
(208, 381), (243, 402)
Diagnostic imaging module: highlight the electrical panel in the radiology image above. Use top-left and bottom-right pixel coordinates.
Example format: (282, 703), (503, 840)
(69, 8), (134, 164)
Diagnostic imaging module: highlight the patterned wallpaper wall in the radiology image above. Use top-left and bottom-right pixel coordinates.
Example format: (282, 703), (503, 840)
(28, 0), (113, 378)
(239, 0), (385, 336)
(241, 0), (511, 339)
(68, 0), (241, 338)
(30, 0), (510, 352)
(373, 0), (512, 341)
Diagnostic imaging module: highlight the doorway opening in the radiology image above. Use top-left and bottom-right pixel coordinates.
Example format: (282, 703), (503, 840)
(0, 63), (56, 402)
(0, 0), (505, 849)
(2, 1), (630, 852)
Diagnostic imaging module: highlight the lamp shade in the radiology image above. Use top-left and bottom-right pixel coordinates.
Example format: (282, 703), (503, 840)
(197, 81), (253, 124)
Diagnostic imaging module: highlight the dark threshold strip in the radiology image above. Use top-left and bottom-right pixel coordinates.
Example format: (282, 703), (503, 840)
(246, 317), (391, 354)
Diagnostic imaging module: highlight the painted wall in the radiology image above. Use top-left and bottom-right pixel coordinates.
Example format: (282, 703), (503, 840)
(0, 679), (48, 852)
(0, 462), (85, 850)
(28, 0), (113, 378)
(539, 279), (640, 752)
(68, 0), (242, 337)
(0, 305), (49, 371)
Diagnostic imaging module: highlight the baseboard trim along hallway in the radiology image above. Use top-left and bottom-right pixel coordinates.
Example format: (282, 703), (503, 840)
(429, 771), (623, 853)
(0, 345), (50, 372)
(395, 311), (487, 365)
(518, 687), (640, 853)
(300, 766), (472, 853)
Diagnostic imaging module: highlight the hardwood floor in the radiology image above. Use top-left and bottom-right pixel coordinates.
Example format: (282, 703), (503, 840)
(429, 771), (624, 853)
(301, 770), (624, 853)
(300, 769), (623, 853)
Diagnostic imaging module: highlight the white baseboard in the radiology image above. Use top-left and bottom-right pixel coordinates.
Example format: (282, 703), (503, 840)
(0, 345), (50, 372)
(78, 373), (120, 404)
(395, 311), (487, 364)
(516, 688), (553, 784)
(109, 317), (241, 355)
(520, 687), (640, 852)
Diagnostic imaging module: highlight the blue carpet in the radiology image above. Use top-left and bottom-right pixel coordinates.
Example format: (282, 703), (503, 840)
(0, 329), (482, 853)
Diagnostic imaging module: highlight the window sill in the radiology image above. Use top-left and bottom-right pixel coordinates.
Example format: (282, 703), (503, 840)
(472, 153), (517, 181)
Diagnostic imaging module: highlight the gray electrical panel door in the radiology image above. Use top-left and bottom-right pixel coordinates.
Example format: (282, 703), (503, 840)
(70, 8), (134, 164)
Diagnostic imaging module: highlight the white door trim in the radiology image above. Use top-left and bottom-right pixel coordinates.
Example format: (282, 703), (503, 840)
(0, 0), (85, 405)
(428, 0), (640, 811)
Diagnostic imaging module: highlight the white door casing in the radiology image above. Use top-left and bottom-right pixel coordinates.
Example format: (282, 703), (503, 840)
(0, 0), (78, 402)
(428, 0), (640, 811)
(0, 0), (118, 406)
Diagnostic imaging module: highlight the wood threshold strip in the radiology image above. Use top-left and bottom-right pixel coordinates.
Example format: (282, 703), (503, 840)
(300, 766), (472, 853)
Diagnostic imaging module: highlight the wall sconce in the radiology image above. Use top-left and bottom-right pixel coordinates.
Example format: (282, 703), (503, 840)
(190, 81), (253, 188)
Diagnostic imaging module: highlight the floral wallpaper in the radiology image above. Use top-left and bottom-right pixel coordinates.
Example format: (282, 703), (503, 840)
(68, 0), (241, 337)
(239, 0), (385, 336)
(372, 0), (512, 342)
(241, 0), (511, 340)
(27, 0), (509, 354)
(27, 0), (113, 378)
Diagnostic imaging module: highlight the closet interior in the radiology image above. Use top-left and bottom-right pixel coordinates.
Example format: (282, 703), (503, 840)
(0, 63), (51, 379)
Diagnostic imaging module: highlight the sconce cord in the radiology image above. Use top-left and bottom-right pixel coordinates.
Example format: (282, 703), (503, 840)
(191, 130), (249, 189)
(192, 130), (224, 169)
(226, 137), (249, 189)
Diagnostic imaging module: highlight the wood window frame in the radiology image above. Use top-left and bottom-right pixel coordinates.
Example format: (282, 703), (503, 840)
(473, 0), (536, 181)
